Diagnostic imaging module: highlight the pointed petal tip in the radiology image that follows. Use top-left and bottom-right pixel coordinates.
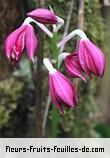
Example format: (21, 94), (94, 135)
(99, 72), (104, 79)
(31, 57), (34, 64)
(7, 57), (11, 62)
(6, 53), (10, 61)
(5, 54), (11, 63)
(26, 13), (31, 17)
(59, 108), (64, 115)
(82, 77), (87, 83)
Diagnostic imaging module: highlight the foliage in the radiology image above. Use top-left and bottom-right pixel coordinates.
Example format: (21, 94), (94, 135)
(0, 78), (23, 128)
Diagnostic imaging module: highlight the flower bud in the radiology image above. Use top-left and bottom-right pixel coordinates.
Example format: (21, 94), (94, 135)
(27, 8), (58, 24)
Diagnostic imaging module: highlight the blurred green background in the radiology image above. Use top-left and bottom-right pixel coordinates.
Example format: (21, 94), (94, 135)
(0, 0), (110, 138)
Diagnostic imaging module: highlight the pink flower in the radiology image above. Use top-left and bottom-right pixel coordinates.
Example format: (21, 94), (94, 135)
(43, 58), (78, 113)
(5, 24), (37, 63)
(64, 52), (86, 82)
(27, 8), (58, 24)
(49, 70), (78, 113)
(78, 38), (106, 78)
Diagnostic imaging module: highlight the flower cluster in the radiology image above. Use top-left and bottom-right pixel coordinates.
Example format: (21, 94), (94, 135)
(5, 8), (106, 114)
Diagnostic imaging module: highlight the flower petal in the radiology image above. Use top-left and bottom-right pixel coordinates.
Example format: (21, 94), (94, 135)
(27, 8), (58, 24)
(50, 71), (78, 107)
(25, 24), (37, 63)
(83, 40), (105, 77)
(78, 39), (91, 77)
(49, 75), (64, 113)
(5, 25), (26, 61)
(64, 53), (86, 82)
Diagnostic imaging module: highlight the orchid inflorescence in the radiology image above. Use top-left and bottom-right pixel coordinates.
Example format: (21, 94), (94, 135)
(5, 7), (106, 114)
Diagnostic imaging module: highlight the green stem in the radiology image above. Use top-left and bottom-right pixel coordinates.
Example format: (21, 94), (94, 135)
(51, 106), (60, 137)
(51, 33), (59, 68)
(50, 32), (60, 137)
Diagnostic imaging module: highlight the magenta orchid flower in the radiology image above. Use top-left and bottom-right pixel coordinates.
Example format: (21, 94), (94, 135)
(5, 23), (37, 63)
(27, 8), (58, 24)
(43, 58), (78, 113)
(64, 52), (86, 82)
(78, 38), (106, 78)
(49, 70), (78, 113)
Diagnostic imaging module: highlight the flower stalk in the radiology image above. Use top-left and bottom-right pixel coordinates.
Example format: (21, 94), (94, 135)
(57, 29), (87, 49)
(24, 17), (53, 38)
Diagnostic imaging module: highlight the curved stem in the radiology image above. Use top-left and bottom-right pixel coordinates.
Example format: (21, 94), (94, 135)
(58, 52), (70, 68)
(60, 0), (74, 53)
(54, 16), (64, 32)
(43, 58), (56, 74)
(57, 29), (87, 48)
(49, 6), (64, 33)
(24, 17), (53, 38)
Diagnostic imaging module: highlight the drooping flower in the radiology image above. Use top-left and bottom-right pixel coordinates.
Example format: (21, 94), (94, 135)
(5, 23), (37, 63)
(43, 58), (78, 113)
(78, 38), (106, 78)
(27, 8), (58, 24)
(64, 52), (86, 82)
